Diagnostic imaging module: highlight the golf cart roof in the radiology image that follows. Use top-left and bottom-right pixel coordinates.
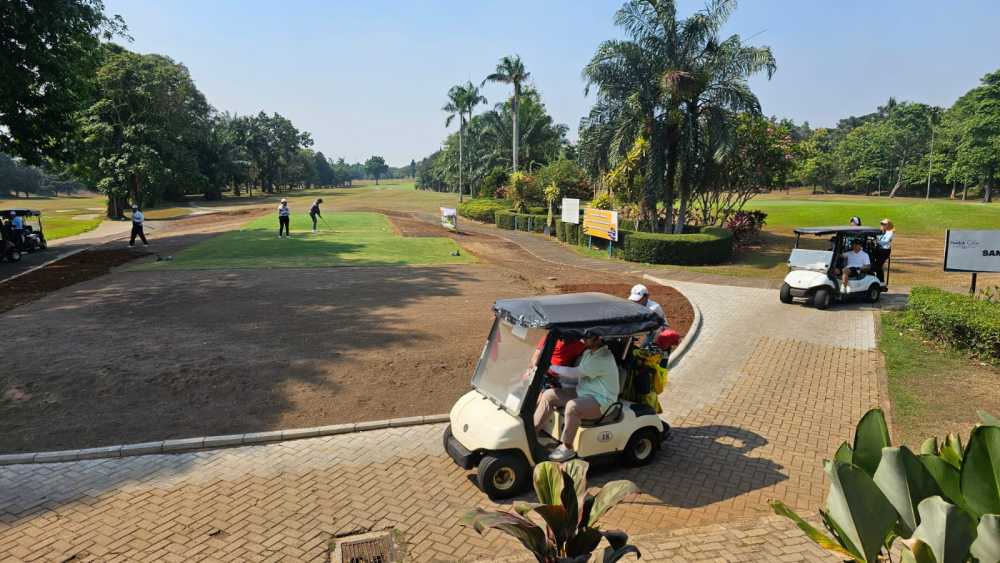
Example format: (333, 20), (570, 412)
(793, 226), (882, 236)
(493, 292), (664, 338)
(1, 209), (41, 217)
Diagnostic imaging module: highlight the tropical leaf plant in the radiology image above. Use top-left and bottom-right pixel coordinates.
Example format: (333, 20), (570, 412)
(771, 408), (1000, 562)
(464, 460), (641, 563)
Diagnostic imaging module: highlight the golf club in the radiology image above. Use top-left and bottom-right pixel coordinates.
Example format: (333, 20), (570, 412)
(319, 215), (336, 233)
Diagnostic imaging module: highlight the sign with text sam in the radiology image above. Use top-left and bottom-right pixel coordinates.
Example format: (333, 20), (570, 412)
(944, 229), (1000, 273)
(583, 208), (618, 242)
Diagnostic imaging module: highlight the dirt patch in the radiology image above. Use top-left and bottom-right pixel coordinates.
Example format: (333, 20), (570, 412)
(555, 283), (694, 338)
(0, 249), (149, 315)
(0, 209), (696, 453)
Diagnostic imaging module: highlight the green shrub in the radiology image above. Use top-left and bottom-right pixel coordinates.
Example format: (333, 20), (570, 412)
(480, 166), (509, 198)
(908, 286), (1000, 362)
(527, 206), (546, 215)
(535, 159), (591, 200)
(457, 198), (510, 224)
(615, 227), (732, 265)
(495, 212), (547, 232)
(508, 172), (544, 212)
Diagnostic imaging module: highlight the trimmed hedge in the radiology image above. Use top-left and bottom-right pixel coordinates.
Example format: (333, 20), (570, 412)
(457, 198), (511, 224)
(556, 220), (583, 245)
(615, 227), (733, 265)
(495, 211), (549, 233)
(908, 286), (1000, 363)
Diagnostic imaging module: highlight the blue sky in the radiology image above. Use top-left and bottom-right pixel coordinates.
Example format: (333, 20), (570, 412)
(105, 0), (1000, 166)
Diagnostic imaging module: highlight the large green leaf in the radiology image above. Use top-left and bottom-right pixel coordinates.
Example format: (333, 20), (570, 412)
(874, 446), (944, 536)
(919, 455), (969, 515)
(971, 513), (1000, 563)
(941, 434), (965, 471)
(587, 480), (639, 527)
(901, 539), (938, 563)
(534, 462), (565, 506)
(562, 460), (589, 527)
(978, 410), (1000, 427)
(853, 409), (892, 477)
(835, 441), (855, 464)
(559, 469), (579, 536)
(960, 426), (1000, 518)
(514, 501), (543, 517)
(921, 437), (940, 456)
(824, 460), (899, 562)
(909, 496), (976, 563)
(769, 500), (854, 558)
(463, 508), (550, 557)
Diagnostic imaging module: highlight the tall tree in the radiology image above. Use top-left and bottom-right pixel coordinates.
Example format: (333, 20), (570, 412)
(949, 70), (1000, 203)
(364, 155), (388, 185)
(483, 55), (530, 173)
(443, 85), (466, 200)
(0, 0), (126, 164)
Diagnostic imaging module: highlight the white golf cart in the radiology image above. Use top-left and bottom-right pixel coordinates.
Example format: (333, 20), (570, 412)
(444, 293), (670, 499)
(779, 226), (888, 310)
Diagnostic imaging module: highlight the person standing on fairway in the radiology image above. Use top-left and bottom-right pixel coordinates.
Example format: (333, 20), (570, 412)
(278, 199), (290, 238)
(309, 198), (323, 233)
(129, 205), (148, 247)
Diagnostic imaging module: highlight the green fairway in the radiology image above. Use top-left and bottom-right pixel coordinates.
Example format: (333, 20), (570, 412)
(749, 196), (1000, 236)
(135, 211), (473, 270)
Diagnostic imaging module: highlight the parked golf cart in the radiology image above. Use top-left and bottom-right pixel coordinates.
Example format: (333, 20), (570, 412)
(444, 292), (670, 499)
(779, 226), (887, 310)
(1, 209), (47, 253)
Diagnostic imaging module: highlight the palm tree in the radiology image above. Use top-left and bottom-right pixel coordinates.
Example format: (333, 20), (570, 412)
(443, 84), (466, 201)
(461, 81), (487, 196)
(483, 55), (530, 173)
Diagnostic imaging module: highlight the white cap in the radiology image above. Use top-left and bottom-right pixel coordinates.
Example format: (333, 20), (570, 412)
(629, 284), (649, 302)
(280, 198), (287, 203)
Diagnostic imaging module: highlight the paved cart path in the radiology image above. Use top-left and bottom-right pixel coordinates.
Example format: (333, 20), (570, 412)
(0, 267), (879, 561)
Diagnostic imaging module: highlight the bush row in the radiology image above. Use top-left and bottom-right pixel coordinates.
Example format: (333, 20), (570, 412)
(555, 222), (733, 265)
(495, 211), (550, 233)
(457, 198), (511, 224)
(908, 286), (1000, 362)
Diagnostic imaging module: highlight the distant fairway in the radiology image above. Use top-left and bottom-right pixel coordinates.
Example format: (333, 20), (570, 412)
(134, 211), (473, 270)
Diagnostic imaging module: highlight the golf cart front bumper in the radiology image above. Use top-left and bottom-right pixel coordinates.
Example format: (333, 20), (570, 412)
(444, 426), (476, 469)
(789, 287), (811, 298)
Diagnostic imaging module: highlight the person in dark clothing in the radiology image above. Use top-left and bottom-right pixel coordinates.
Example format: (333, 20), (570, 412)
(309, 198), (323, 233)
(278, 199), (290, 238)
(129, 205), (148, 246)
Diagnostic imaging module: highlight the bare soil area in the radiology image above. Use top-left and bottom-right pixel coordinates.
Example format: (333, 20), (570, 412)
(0, 213), (693, 453)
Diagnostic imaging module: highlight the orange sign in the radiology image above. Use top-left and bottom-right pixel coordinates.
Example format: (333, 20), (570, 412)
(583, 208), (619, 242)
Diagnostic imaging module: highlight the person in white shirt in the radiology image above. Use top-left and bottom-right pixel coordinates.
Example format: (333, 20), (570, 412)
(628, 284), (666, 322)
(873, 218), (894, 283)
(8, 211), (24, 248)
(129, 205), (148, 247)
(277, 199), (291, 238)
(840, 239), (871, 291)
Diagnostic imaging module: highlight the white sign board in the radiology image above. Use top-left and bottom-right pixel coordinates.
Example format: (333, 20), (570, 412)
(944, 230), (1000, 273)
(440, 207), (457, 231)
(561, 198), (580, 224)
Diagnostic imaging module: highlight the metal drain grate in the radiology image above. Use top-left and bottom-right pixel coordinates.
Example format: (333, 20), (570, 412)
(333, 530), (398, 563)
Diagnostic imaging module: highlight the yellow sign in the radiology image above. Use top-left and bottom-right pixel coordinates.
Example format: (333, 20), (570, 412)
(583, 208), (619, 242)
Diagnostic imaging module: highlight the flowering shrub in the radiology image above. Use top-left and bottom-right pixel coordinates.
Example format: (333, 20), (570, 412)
(724, 210), (768, 247)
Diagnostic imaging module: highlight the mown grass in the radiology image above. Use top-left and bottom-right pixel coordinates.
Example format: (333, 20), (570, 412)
(134, 211), (472, 270)
(880, 311), (1000, 445)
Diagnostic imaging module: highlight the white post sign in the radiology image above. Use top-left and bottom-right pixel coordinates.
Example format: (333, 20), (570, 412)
(561, 198), (580, 224)
(440, 207), (457, 231)
(944, 230), (1000, 273)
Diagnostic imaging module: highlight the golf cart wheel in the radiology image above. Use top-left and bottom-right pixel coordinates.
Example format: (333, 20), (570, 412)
(811, 287), (832, 310)
(622, 427), (659, 467)
(477, 453), (530, 500)
(867, 284), (881, 303)
(39, 239), (47, 250)
(8, 249), (20, 262)
(779, 283), (793, 304)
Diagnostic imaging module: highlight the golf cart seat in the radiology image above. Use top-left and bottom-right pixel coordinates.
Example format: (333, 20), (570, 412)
(581, 402), (624, 427)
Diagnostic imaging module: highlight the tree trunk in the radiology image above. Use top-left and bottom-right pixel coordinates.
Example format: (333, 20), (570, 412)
(512, 83), (520, 174)
(674, 103), (698, 234)
(963, 182), (968, 201)
(130, 173), (140, 205)
(458, 120), (464, 203)
(663, 135), (679, 232)
(985, 177), (994, 203)
(888, 165), (905, 198)
(925, 128), (934, 200)
(949, 180), (957, 199)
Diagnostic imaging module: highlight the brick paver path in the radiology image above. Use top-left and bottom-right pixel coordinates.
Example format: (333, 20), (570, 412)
(0, 221), (885, 562)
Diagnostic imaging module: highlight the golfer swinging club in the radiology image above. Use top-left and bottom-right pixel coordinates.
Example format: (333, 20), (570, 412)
(309, 198), (323, 233)
(278, 198), (290, 238)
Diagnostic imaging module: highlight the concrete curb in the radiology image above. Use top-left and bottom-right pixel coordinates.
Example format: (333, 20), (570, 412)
(0, 414), (451, 466)
(644, 274), (703, 370)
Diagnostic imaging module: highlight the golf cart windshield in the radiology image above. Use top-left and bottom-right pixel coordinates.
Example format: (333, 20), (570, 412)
(788, 248), (833, 272)
(472, 317), (547, 414)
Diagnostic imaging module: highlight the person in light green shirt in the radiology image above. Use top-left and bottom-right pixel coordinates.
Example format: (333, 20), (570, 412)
(533, 334), (620, 461)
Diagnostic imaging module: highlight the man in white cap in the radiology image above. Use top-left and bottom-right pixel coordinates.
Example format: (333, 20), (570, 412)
(129, 205), (148, 247)
(277, 198), (290, 238)
(628, 284), (665, 322)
